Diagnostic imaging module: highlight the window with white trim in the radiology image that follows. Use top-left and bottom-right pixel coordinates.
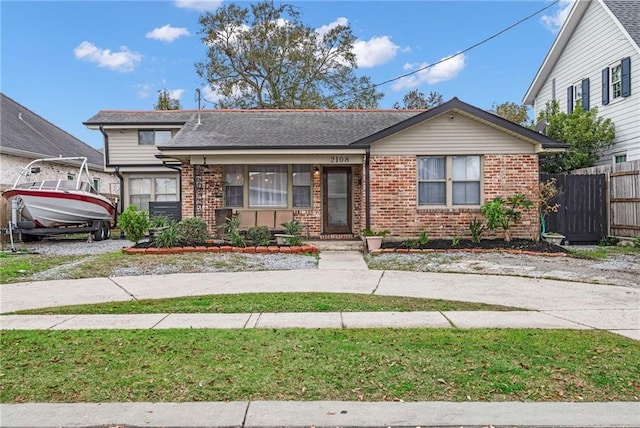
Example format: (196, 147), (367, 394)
(138, 129), (172, 145)
(573, 81), (583, 108)
(129, 176), (178, 211)
(418, 156), (481, 206)
(611, 62), (622, 99)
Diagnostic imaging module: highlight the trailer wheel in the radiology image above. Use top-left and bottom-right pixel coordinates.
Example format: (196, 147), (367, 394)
(21, 234), (41, 243)
(103, 221), (111, 240)
(92, 223), (105, 241)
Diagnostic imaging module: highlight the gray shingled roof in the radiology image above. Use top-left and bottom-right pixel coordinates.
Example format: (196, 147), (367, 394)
(167, 110), (421, 148)
(603, 0), (640, 47)
(1, 93), (104, 168)
(84, 110), (195, 125)
(84, 98), (565, 151)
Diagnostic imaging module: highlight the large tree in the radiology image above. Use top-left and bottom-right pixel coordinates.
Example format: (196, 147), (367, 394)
(393, 90), (443, 110)
(538, 100), (615, 172)
(196, 1), (382, 109)
(491, 101), (530, 127)
(155, 89), (182, 110)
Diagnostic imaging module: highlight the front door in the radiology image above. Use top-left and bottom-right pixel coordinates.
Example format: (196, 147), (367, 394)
(323, 167), (352, 234)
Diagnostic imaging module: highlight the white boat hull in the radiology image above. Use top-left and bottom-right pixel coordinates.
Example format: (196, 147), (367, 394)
(3, 189), (115, 228)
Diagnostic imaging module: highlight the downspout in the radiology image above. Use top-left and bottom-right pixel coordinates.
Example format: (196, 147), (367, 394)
(365, 147), (371, 230)
(163, 163), (183, 216)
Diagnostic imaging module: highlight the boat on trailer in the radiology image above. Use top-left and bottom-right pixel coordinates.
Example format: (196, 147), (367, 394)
(2, 157), (115, 242)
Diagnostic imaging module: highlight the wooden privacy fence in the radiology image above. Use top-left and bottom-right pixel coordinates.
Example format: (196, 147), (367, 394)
(572, 160), (640, 238)
(540, 173), (607, 244)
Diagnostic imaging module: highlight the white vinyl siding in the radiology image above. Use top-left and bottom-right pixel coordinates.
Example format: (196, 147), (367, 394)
(531, 0), (640, 163)
(106, 129), (177, 165)
(371, 112), (537, 156)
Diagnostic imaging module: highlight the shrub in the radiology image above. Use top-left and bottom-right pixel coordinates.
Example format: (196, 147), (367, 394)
(150, 215), (171, 228)
(418, 230), (429, 245)
(469, 218), (486, 244)
(247, 226), (271, 246)
(451, 236), (461, 247)
(177, 217), (209, 245)
(224, 215), (246, 248)
(118, 205), (150, 243)
(155, 222), (181, 248)
(400, 239), (421, 249)
(361, 228), (390, 237)
(281, 220), (303, 245)
(481, 194), (533, 242)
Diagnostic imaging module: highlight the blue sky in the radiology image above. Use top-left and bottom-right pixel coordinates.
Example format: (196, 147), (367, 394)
(1, 0), (573, 149)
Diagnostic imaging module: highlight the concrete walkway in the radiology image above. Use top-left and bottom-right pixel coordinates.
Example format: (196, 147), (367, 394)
(2, 251), (639, 427)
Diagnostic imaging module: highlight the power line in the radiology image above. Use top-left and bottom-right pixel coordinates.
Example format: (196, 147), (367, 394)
(334, 0), (560, 105)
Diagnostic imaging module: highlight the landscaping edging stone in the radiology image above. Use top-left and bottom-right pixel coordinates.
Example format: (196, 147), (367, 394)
(122, 245), (319, 255)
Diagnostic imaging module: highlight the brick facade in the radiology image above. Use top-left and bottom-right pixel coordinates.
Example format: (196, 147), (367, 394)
(367, 154), (540, 240)
(180, 156), (539, 240)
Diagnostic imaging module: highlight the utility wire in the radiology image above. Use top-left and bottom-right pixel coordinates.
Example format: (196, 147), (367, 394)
(333, 0), (560, 105)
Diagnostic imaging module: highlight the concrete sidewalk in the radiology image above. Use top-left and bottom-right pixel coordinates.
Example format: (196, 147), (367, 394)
(2, 401), (639, 427)
(0, 310), (597, 331)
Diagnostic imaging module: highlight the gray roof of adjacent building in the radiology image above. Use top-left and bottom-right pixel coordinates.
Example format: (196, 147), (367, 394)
(603, 0), (640, 47)
(1, 93), (104, 168)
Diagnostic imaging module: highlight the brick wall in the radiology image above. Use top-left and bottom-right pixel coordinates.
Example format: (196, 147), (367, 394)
(368, 154), (540, 240)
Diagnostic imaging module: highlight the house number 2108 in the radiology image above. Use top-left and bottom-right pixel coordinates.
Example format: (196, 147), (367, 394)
(330, 156), (350, 163)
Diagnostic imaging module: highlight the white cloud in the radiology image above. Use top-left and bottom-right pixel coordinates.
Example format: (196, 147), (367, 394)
(174, 0), (222, 12)
(353, 36), (400, 68)
(146, 25), (190, 43)
(169, 89), (185, 100)
(74, 41), (142, 72)
(134, 83), (154, 99)
(541, 0), (575, 33)
(200, 86), (224, 104)
(315, 17), (349, 40)
(392, 53), (466, 90)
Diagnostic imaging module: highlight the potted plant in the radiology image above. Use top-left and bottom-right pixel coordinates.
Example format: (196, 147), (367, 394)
(361, 228), (390, 252)
(542, 232), (565, 245)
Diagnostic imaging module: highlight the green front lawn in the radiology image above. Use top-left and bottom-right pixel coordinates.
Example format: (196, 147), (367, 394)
(2, 329), (638, 403)
(14, 292), (520, 315)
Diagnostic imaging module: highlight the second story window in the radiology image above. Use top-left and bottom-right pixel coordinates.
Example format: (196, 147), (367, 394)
(603, 57), (631, 105)
(611, 63), (622, 99)
(138, 130), (172, 145)
(567, 78), (589, 113)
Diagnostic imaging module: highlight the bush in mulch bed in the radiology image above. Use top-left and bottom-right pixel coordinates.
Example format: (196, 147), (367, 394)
(381, 239), (569, 254)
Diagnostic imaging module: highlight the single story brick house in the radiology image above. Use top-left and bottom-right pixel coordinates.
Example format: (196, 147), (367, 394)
(84, 97), (565, 240)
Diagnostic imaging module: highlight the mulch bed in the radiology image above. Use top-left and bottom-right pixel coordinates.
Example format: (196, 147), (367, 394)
(378, 239), (569, 255)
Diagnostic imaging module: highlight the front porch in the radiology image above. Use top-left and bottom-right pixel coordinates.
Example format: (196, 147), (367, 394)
(181, 160), (366, 240)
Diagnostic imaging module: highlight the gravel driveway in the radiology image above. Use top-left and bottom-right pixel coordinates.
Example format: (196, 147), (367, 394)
(11, 237), (640, 288)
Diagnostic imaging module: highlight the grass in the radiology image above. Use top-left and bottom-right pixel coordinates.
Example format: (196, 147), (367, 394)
(2, 329), (638, 403)
(0, 251), (318, 284)
(0, 252), (80, 283)
(13, 292), (519, 315)
(567, 245), (639, 260)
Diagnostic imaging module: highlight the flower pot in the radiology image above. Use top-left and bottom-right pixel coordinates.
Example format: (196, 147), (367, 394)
(275, 234), (294, 245)
(543, 233), (565, 245)
(365, 236), (383, 252)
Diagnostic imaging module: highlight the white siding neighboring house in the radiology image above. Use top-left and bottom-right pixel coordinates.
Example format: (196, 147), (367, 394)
(523, 0), (640, 164)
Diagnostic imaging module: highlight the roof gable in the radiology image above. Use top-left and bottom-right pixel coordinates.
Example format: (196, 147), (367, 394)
(353, 97), (566, 150)
(523, 0), (640, 104)
(1, 93), (104, 168)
